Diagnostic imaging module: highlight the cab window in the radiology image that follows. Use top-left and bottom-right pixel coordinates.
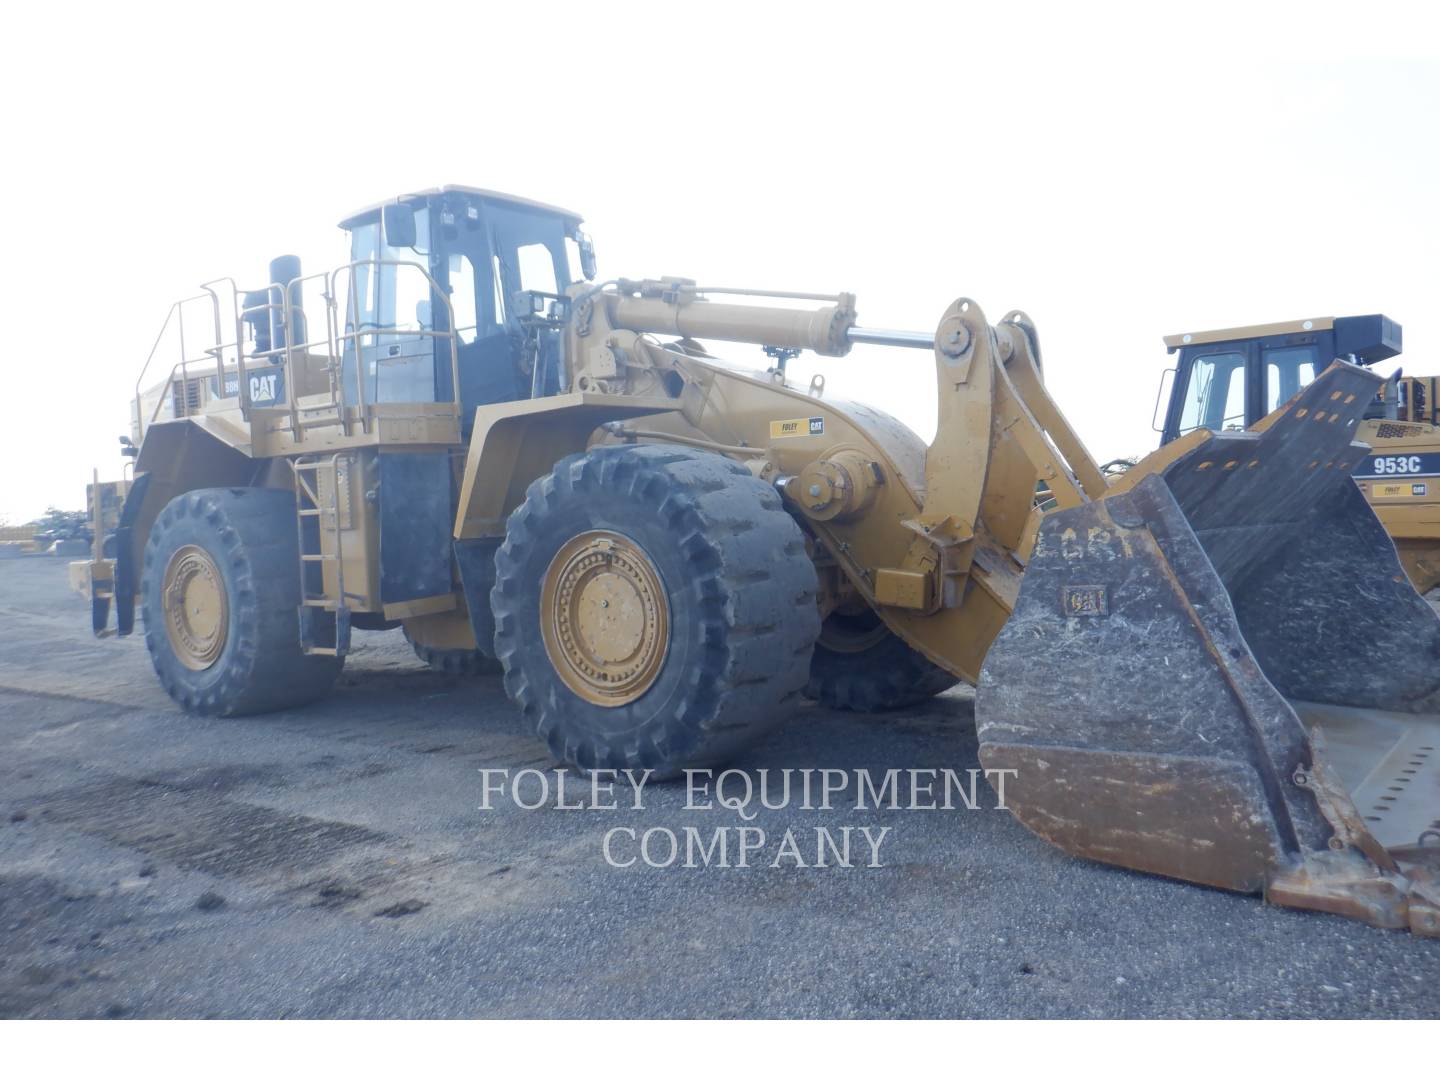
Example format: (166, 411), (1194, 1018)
(517, 243), (559, 294)
(1264, 345), (1319, 413)
(378, 208), (432, 335)
(1178, 351), (1247, 434)
(345, 210), (438, 337)
(346, 222), (380, 334)
(447, 253), (478, 345)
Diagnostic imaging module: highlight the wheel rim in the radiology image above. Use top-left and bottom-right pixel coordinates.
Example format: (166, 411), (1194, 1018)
(540, 530), (670, 707)
(818, 608), (889, 654)
(162, 544), (228, 671)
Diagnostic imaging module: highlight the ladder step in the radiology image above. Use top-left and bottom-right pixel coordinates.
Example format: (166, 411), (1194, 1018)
(294, 454), (346, 626)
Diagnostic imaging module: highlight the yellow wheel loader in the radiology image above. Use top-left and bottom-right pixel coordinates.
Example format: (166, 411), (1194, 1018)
(77, 187), (1440, 934)
(1158, 315), (1440, 593)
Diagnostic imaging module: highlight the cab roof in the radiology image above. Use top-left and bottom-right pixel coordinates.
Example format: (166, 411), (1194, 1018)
(1163, 314), (1401, 365)
(1163, 317), (1334, 349)
(338, 185), (584, 230)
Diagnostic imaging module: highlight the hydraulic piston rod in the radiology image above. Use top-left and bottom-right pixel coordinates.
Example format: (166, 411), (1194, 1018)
(846, 326), (935, 349)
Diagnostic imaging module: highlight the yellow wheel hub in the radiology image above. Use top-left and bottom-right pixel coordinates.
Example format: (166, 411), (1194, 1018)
(541, 530), (670, 707)
(162, 545), (228, 671)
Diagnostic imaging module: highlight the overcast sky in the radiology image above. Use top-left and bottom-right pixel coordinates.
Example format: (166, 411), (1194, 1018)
(1, 1), (1436, 522)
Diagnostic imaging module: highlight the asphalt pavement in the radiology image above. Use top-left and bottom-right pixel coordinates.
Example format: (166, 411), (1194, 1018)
(1, 558), (1436, 1018)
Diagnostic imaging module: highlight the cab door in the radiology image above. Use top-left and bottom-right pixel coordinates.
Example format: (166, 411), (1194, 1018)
(1257, 335), (1325, 424)
(1162, 342), (1255, 444)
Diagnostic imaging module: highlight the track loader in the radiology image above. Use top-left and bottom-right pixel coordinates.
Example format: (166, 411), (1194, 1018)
(77, 187), (1440, 934)
(1158, 315), (1440, 593)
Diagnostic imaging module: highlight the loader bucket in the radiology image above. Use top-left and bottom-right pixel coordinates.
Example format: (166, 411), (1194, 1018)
(976, 361), (1440, 934)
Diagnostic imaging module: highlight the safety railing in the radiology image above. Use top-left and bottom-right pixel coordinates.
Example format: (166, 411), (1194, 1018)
(134, 261), (461, 444)
(135, 293), (226, 437)
(322, 260), (462, 438)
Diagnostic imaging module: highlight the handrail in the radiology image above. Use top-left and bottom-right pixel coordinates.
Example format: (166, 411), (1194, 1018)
(134, 259), (463, 445)
(278, 271), (339, 438)
(134, 294), (208, 403)
(325, 258), (462, 423)
(199, 277), (243, 400)
(145, 359), (196, 430)
(134, 289), (240, 442)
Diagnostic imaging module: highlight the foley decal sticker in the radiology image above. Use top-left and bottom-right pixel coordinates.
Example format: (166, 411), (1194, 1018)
(1370, 481), (1428, 498)
(769, 416), (825, 439)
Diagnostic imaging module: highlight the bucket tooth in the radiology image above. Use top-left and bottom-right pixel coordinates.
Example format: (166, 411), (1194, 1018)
(977, 361), (1440, 934)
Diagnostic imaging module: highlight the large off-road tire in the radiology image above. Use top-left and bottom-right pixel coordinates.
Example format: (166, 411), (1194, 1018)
(805, 607), (959, 711)
(404, 626), (502, 676)
(141, 488), (342, 715)
(492, 445), (819, 776)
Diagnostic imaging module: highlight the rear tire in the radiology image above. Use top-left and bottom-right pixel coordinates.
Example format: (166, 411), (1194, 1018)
(492, 445), (819, 776)
(805, 608), (958, 711)
(404, 626), (502, 676)
(141, 488), (342, 715)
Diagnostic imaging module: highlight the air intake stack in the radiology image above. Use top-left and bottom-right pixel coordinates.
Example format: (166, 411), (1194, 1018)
(267, 255), (307, 356)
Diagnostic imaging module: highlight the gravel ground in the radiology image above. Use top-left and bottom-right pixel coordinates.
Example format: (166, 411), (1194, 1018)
(0, 558), (1436, 1019)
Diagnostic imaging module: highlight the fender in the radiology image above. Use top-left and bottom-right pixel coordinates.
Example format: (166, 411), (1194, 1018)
(97, 419), (260, 637)
(452, 393), (678, 540)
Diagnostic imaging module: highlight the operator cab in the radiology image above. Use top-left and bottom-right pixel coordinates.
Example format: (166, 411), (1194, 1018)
(1157, 314), (1402, 445)
(336, 186), (595, 428)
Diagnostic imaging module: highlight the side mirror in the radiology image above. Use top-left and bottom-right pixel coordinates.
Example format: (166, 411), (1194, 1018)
(383, 203), (417, 249)
(576, 230), (597, 281)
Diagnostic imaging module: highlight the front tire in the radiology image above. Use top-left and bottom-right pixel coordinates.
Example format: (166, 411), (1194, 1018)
(141, 488), (342, 715)
(492, 445), (819, 776)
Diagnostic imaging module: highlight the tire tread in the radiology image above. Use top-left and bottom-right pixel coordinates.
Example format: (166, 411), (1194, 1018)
(141, 487), (341, 716)
(492, 445), (818, 775)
